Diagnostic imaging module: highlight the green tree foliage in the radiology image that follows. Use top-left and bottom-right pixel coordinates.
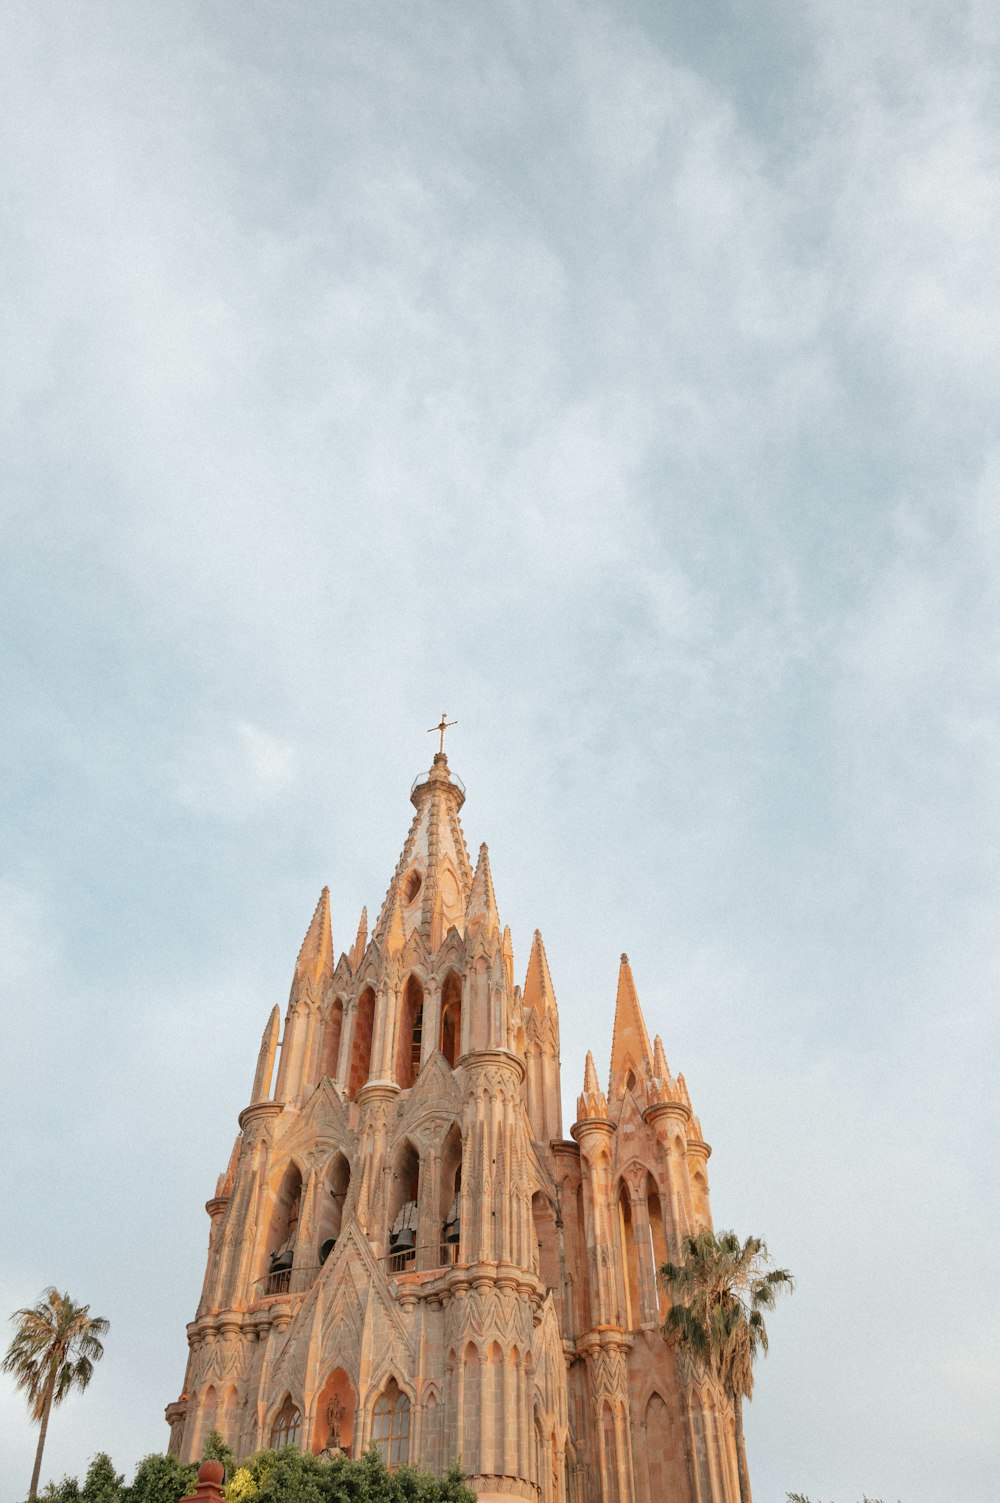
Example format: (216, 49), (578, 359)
(3, 1289), (110, 1500)
(27, 1444), (476, 1503)
(219, 1446), (475, 1503)
(81, 1455), (125, 1503)
(786, 1495), (901, 1502)
(661, 1229), (793, 1503)
(37, 1481), (81, 1503)
(201, 1432), (236, 1473)
(128, 1453), (198, 1503)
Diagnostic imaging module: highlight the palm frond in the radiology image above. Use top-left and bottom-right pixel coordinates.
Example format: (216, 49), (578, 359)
(657, 1228), (792, 1401)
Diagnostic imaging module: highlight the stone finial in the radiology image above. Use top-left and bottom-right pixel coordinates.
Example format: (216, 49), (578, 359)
(215, 1133), (242, 1199)
(351, 905), (368, 970)
(523, 929), (557, 1021)
(645, 1033), (671, 1105)
(250, 1005), (281, 1104)
(294, 886), (334, 990)
(502, 925), (515, 993)
(466, 842), (500, 936)
(179, 1460), (226, 1503)
(576, 1050), (609, 1121)
(609, 951), (654, 1097)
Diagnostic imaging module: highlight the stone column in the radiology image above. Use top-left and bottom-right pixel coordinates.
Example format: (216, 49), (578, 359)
(422, 978), (442, 1069)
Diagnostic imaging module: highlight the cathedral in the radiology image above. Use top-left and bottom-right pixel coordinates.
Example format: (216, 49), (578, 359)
(166, 748), (745, 1503)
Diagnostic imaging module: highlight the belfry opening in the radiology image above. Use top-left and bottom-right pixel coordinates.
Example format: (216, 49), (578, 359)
(166, 748), (745, 1503)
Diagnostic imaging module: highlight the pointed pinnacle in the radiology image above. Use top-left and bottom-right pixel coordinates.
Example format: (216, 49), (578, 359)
(576, 1049), (609, 1123)
(523, 928), (557, 1019)
(610, 951), (654, 1092)
(352, 905), (368, 969)
(295, 887), (333, 985)
(382, 884), (406, 957)
(466, 842), (500, 935)
(653, 1034), (669, 1081)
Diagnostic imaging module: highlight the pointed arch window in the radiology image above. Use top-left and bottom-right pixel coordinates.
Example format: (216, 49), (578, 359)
(395, 975), (424, 1090)
(371, 1379), (410, 1468)
(271, 1396), (301, 1448)
(348, 987), (376, 1097)
(440, 972), (462, 1068)
(322, 998), (344, 1082)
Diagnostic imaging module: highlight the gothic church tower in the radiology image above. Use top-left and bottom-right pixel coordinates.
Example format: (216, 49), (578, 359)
(166, 752), (743, 1503)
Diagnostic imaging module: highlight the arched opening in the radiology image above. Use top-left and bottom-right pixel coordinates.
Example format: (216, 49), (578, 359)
(617, 1187), (640, 1330)
(395, 975), (424, 1090)
(263, 1162), (302, 1295)
(423, 1388), (441, 1476)
(371, 1378), (410, 1468)
(348, 988), (376, 1097)
(646, 1175), (669, 1319)
(691, 1168), (709, 1228)
(271, 1394), (302, 1449)
(440, 972), (462, 1068)
(219, 1387), (238, 1447)
(403, 867), (423, 905)
(531, 1190), (560, 1292)
(387, 1140), (420, 1271)
(312, 1367), (356, 1456)
(316, 1152), (351, 1268)
(624, 1069), (636, 1094)
(321, 998), (344, 1082)
(198, 1385), (217, 1456)
(644, 1393), (668, 1503)
(439, 1123), (463, 1265)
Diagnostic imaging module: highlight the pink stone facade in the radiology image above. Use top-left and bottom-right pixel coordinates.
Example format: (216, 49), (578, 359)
(166, 754), (743, 1503)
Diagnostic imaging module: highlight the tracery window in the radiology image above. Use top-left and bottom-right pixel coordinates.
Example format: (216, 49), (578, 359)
(270, 1396), (301, 1449)
(371, 1379), (410, 1468)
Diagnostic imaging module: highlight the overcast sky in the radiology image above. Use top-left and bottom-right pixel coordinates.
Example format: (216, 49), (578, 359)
(2, 3), (998, 1501)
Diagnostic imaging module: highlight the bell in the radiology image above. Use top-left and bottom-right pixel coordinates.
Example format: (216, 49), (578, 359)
(270, 1249), (294, 1273)
(444, 1218), (461, 1244)
(319, 1237), (336, 1265)
(392, 1226), (416, 1252)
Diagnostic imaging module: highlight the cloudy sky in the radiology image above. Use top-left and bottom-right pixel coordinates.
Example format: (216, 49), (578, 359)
(2, 2), (998, 1500)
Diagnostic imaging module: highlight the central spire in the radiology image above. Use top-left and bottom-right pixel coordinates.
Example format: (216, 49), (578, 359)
(373, 752), (474, 950)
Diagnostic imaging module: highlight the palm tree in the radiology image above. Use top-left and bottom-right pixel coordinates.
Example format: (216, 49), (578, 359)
(3, 1287), (110, 1500)
(661, 1230), (792, 1503)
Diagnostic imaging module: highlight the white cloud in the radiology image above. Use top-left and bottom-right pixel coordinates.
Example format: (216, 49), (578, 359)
(168, 720), (299, 815)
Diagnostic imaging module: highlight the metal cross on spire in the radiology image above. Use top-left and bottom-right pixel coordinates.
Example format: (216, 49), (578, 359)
(428, 711), (458, 755)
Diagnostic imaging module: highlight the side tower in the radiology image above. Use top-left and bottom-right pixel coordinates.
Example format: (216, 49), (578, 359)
(565, 957), (738, 1503)
(166, 753), (743, 1503)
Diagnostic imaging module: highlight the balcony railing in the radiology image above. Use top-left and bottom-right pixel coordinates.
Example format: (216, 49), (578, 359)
(410, 768), (466, 795)
(253, 1265), (321, 1299)
(254, 1238), (461, 1296)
